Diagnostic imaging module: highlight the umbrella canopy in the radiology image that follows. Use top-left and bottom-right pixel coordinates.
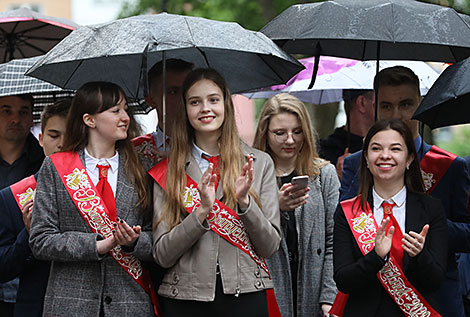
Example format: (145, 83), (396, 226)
(243, 56), (440, 104)
(261, 0), (470, 63)
(0, 56), (151, 122)
(412, 58), (470, 129)
(26, 12), (304, 100)
(0, 7), (78, 62)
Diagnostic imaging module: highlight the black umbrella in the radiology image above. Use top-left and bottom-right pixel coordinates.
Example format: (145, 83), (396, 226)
(412, 58), (470, 129)
(0, 56), (151, 122)
(26, 12), (304, 99)
(0, 7), (78, 62)
(261, 0), (470, 90)
(262, 0), (470, 62)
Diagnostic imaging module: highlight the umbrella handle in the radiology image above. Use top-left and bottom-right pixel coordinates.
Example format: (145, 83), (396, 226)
(308, 44), (321, 89)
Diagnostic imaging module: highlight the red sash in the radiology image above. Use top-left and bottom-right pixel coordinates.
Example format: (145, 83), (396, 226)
(132, 133), (159, 163)
(420, 145), (456, 194)
(149, 159), (280, 316)
(331, 197), (441, 317)
(49, 152), (160, 316)
(10, 175), (37, 211)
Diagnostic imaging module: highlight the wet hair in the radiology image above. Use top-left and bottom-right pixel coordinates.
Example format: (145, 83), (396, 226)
(159, 68), (260, 230)
(373, 66), (420, 96)
(356, 119), (425, 212)
(253, 92), (326, 178)
(62, 81), (151, 212)
(148, 59), (194, 88)
(40, 99), (72, 133)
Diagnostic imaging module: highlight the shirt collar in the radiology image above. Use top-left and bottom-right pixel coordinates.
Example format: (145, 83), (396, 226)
(191, 142), (219, 163)
(373, 185), (407, 209)
(414, 135), (422, 153)
(84, 147), (119, 173)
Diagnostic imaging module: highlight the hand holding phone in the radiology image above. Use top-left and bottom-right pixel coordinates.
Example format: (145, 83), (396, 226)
(291, 175), (308, 189)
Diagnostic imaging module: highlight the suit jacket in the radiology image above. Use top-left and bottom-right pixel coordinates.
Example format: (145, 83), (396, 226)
(29, 150), (155, 316)
(334, 191), (448, 316)
(153, 144), (281, 301)
(339, 138), (470, 316)
(267, 162), (339, 317)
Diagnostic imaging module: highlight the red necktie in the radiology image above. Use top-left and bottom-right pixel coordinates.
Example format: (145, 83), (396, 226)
(202, 155), (220, 191)
(382, 201), (404, 267)
(96, 164), (117, 221)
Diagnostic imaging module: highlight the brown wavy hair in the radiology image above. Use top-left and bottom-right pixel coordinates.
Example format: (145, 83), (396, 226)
(356, 119), (424, 213)
(157, 68), (260, 230)
(252, 93), (327, 178)
(62, 82), (151, 212)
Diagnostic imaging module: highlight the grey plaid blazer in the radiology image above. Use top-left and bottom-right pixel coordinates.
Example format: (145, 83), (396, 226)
(29, 150), (154, 316)
(266, 162), (339, 317)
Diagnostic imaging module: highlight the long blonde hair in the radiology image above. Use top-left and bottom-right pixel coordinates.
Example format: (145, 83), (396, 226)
(158, 68), (260, 230)
(253, 93), (327, 178)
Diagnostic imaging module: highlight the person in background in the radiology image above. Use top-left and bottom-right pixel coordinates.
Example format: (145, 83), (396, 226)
(0, 99), (71, 317)
(134, 59), (193, 167)
(334, 119), (447, 316)
(319, 89), (374, 180)
(151, 68), (281, 316)
(29, 82), (157, 316)
(253, 93), (338, 317)
(0, 94), (44, 317)
(339, 66), (470, 316)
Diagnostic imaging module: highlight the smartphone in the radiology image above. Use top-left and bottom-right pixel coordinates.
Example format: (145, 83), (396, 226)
(291, 175), (308, 189)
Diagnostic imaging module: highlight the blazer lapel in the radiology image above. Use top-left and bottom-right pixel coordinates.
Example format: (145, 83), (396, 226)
(403, 192), (422, 271)
(115, 154), (133, 220)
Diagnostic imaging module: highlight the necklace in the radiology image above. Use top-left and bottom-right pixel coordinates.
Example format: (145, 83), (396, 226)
(276, 166), (294, 176)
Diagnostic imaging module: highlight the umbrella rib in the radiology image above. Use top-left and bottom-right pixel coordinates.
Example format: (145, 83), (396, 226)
(22, 41), (47, 54)
(63, 60), (84, 88)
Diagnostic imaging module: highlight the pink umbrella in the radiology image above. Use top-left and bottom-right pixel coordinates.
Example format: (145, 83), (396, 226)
(243, 56), (440, 104)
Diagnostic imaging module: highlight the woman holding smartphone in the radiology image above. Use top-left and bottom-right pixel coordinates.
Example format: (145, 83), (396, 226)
(151, 68), (281, 316)
(333, 119), (447, 316)
(253, 93), (339, 317)
(29, 82), (156, 316)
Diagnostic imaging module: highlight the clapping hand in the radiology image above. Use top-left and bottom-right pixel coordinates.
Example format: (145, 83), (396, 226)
(402, 224), (429, 257)
(196, 162), (217, 223)
(375, 216), (394, 259)
(235, 155), (254, 209)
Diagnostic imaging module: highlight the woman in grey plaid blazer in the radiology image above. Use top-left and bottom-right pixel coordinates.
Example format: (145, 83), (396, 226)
(29, 82), (155, 316)
(253, 93), (339, 317)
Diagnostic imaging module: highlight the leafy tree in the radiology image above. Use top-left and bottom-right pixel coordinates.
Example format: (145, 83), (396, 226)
(118, 0), (316, 31)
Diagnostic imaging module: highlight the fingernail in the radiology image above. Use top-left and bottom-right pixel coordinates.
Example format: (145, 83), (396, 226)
(113, 223), (117, 227)
(116, 217), (120, 221)
(120, 219), (123, 223)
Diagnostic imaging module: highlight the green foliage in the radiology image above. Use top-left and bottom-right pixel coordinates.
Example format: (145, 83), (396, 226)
(118, 0), (318, 31)
(436, 126), (470, 157)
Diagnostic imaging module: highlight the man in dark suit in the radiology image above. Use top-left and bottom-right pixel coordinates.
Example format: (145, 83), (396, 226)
(0, 94), (44, 316)
(0, 100), (70, 317)
(340, 66), (470, 317)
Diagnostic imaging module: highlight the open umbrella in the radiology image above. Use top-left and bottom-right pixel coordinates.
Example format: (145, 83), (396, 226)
(0, 56), (151, 122)
(26, 12), (303, 100)
(262, 0), (470, 62)
(0, 7), (78, 62)
(412, 58), (470, 129)
(261, 0), (470, 91)
(243, 56), (440, 104)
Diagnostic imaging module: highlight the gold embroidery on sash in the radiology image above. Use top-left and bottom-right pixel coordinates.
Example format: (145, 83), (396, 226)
(16, 187), (35, 208)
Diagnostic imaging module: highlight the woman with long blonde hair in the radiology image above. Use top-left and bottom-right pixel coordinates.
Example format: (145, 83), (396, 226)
(253, 93), (339, 317)
(151, 68), (281, 316)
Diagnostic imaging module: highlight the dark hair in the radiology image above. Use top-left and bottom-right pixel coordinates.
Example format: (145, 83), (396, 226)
(17, 94), (34, 111)
(373, 66), (420, 96)
(148, 59), (194, 87)
(62, 81), (151, 212)
(356, 119), (425, 212)
(40, 99), (72, 133)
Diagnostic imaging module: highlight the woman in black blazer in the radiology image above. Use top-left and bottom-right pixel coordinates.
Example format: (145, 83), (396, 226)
(333, 119), (447, 316)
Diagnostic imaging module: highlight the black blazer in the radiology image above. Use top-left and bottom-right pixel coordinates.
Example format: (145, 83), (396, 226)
(333, 191), (448, 316)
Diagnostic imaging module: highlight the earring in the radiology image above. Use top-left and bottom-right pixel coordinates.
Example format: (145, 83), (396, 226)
(406, 165), (410, 170)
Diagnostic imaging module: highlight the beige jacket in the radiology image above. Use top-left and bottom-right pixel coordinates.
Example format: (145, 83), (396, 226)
(152, 145), (281, 301)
